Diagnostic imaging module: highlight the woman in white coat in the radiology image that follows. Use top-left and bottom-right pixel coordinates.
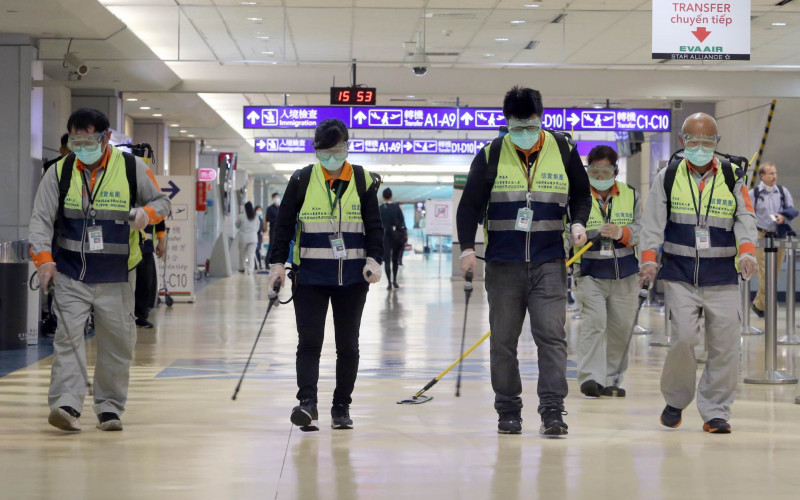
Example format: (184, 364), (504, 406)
(236, 201), (261, 275)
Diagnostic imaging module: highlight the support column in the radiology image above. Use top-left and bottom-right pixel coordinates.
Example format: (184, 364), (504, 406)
(169, 139), (197, 176)
(0, 35), (41, 242)
(71, 88), (123, 132)
(133, 120), (170, 175)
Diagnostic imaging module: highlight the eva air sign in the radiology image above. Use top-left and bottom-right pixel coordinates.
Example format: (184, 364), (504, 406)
(652, 1), (751, 61)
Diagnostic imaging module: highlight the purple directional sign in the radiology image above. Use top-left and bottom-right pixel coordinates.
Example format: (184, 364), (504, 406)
(245, 106), (670, 132)
(254, 138), (490, 155)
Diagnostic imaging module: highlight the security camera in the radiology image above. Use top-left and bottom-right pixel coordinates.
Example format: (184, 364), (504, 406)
(63, 52), (89, 77)
(412, 66), (428, 76)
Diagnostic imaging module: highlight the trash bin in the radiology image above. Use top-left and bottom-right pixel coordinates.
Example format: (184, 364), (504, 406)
(0, 240), (30, 350)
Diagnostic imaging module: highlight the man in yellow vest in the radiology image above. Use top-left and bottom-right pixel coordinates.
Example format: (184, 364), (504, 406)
(640, 112), (757, 434)
(28, 108), (170, 432)
(457, 86), (592, 436)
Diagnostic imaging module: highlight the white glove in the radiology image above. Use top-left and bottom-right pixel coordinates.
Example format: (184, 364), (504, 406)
(38, 262), (57, 294)
(363, 257), (382, 283)
(739, 254), (758, 281)
(129, 207), (148, 231)
(460, 249), (478, 280)
(639, 262), (657, 288)
(599, 223), (624, 241)
(268, 263), (286, 290)
(571, 224), (587, 246)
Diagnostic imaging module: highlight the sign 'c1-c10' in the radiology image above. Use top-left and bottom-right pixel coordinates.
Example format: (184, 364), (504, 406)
(243, 106), (671, 132)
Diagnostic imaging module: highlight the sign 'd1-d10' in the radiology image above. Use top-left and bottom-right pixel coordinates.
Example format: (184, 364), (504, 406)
(652, 0), (751, 60)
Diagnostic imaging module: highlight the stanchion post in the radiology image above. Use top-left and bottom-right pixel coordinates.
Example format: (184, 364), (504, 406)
(744, 233), (798, 384)
(779, 236), (800, 344)
(741, 277), (763, 335)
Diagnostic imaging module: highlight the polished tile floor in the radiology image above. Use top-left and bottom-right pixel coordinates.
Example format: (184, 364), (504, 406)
(2, 254), (800, 499)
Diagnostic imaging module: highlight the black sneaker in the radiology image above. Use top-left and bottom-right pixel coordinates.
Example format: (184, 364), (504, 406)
(331, 404), (353, 430)
(497, 410), (522, 434)
(751, 303), (765, 318)
(539, 407), (568, 436)
(601, 386), (626, 398)
(48, 406), (82, 431)
(660, 405), (683, 428)
(392, 282), (400, 289)
(580, 380), (602, 399)
(703, 418), (731, 434)
(135, 318), (154, 329)
(97, 412), (123, 431)
(290, 400), (319, 432)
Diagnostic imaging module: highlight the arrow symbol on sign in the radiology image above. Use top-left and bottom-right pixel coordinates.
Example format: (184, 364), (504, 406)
(247, 110), (260, 125)
(256, 139), (266, 150)
(162, 180), (181, 200)
(567, 113), (579, 127)
(692, 27), (711, 43)
(404, 141), (413, 152)
(460, 112), (474, 125)
(354, 111), (367, 125)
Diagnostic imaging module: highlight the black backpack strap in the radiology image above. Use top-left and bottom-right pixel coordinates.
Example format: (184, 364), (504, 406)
(351, 164), (381, 221)
(485, 136), (505, 189)
(547, 130), (573, 168)
(753, 186), (761, 212)
(122, 152), (138, 207)
(294, 164), (315, 210)
(57, 154), (75, 212)
(663, 157), (682, 221)
(352, 164), (367, 198)
(778, 184), (787, 209)
(719, 159), (737, 194)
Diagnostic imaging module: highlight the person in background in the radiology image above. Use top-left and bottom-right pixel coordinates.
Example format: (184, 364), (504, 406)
(572, 146), (642, 398)
(749, 162), (797, 318)
(269, 118), (383, 432)
(43, 133), (71, 173)
(134, 221), (166, 329)
(379, 188), (407, 290)
(265, 192), (281, 265)
(236, 201), (260, 275)
(254, 205), (265, 271)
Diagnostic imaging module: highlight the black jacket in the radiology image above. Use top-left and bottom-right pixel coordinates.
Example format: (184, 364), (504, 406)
(269, 167), (384, 265)
(456, 144), (592, 249)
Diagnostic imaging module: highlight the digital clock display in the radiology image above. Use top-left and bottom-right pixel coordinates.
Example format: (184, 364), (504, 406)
(330, 87), (377, 106)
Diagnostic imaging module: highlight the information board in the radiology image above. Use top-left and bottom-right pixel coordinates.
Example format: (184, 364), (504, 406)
(155, 175), (196, 303)
(424, 199), (453, 237)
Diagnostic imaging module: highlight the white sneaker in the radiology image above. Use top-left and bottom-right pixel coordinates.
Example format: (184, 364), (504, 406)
(48, 407), (81, 432)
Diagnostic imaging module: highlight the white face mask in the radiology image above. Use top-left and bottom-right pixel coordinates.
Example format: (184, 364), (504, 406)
(256, 211), (262, 217)
(273, 197), (281, 206)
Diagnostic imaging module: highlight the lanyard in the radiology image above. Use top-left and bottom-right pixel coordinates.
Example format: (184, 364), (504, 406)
(598, 195), (612, 224)
(80, 167), (109, 222)
(516, 147), (544, 199)
(326, 181), (345, 217)
(686, 165), (716, 227)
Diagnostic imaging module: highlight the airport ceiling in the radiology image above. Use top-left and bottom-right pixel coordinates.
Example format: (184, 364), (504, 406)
(3, 0), (800, 173)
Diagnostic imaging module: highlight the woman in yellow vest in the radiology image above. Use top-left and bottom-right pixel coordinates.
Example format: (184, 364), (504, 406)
(573, 146), (642, 398)
(268, 119), (384, 432)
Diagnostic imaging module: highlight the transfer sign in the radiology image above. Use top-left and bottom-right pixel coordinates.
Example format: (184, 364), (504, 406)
(652, 1), (751, 60)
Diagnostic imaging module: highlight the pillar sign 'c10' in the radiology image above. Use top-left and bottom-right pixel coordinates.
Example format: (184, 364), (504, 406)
(330, 87), (377, 106)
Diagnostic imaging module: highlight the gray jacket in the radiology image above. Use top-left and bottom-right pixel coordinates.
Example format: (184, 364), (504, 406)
(28, 148), (171, 267)
(640, 158), (757, 267)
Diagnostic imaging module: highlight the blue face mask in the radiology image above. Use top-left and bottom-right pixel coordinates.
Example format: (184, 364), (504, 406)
(73, 143), (105, 165)
(589, 177), (616, 191)
(320, 157), (345, 171)
(684, 145), (715, 167)
(509, 129), (540, 150)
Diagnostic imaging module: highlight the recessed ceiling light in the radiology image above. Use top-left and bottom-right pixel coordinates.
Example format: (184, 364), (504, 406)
(256, 35), (270, 40)
(247, 17), (262, 21)
(261, 51), (274, 55)
(495, 38), (509, 42)
(125, 98), (138, 102)
(170, 124), (179, 127)
(682, 65), (692, 68)
(510, 20), (526, 24)
(139, 106), (150, 110)
(407, 95), (415, 98)
(187, 134), (195, 138)
(241, 1), (257, 4)
(179, 129), (187, 133)
(152, 113), (162, 117)
(484, 53), (495, 57)
(524, 3), (540, 7)
(772, 22), (787, 26)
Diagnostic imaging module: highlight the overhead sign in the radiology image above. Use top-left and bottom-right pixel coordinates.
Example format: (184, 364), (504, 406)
(652, 0), (751, 60)
(254, 138), (490, 155)
(244, 106), (671, 132)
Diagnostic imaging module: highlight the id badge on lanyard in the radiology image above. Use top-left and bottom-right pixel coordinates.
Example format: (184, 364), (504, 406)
(600, 238), (614, 256)
(515, 207), (533, 231)
(695, 227), (710, 250)
(87, 225), (104, 251)
(329, 234), (347, 259)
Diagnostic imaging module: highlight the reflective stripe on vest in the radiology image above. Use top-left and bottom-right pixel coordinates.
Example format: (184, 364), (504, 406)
(575, 181), (639, 279)
(293, 163), (371, 286)
(484, 132), (569, 264)
(55, 147), (141, 283)
(659, 158), (739, 287)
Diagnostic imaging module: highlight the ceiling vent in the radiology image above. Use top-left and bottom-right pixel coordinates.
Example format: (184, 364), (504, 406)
(775, 0), (794, 6)
(425, 11), (487, 20)
(523, 40), (540, 50)
(550, 13), (567, 24)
